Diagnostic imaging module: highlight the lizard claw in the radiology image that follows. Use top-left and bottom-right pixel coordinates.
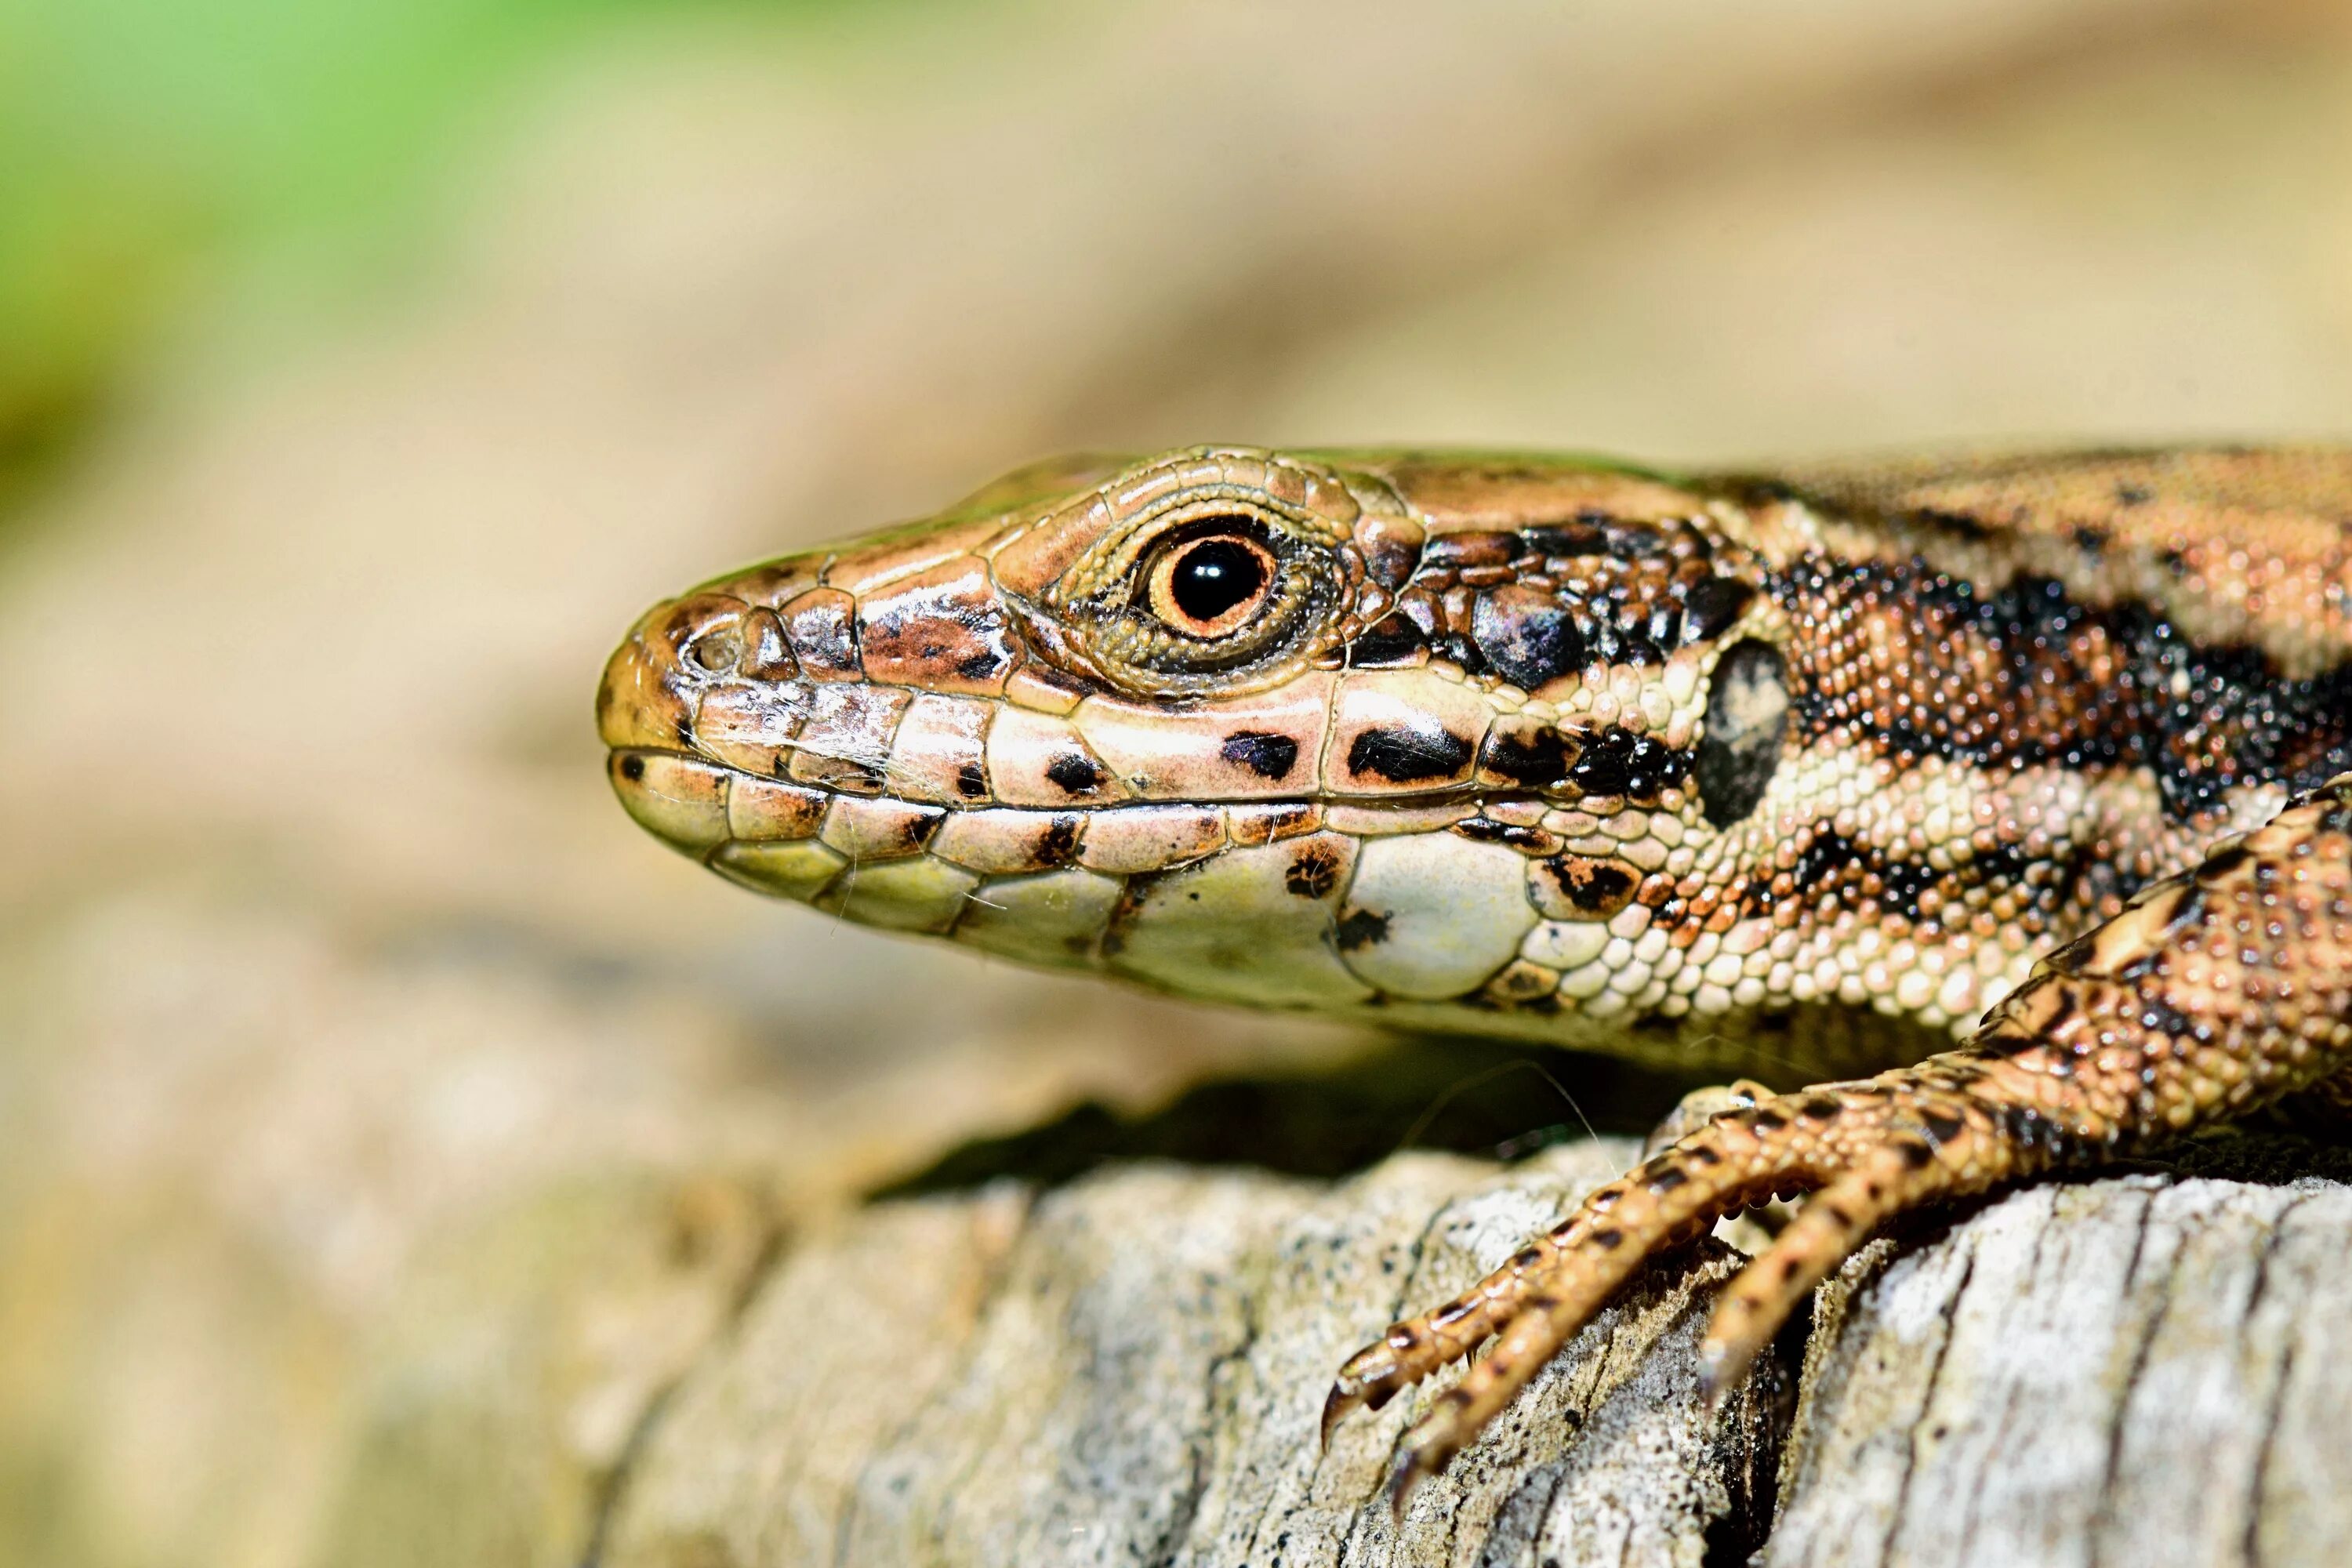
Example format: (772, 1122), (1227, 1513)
(1319, 1073), (2034, 1501)
(1317, 1381), (1366, 1452)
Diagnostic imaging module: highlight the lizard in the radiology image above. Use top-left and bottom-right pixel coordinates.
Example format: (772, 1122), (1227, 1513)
(596, 444), (2352, 1509)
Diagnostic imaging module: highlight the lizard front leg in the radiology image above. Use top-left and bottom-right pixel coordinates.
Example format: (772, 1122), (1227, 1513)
(1326, 774), (2352, 1512)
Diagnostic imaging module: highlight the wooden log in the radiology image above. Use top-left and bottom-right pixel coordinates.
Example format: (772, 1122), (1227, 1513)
(584, 1137), (2352, 1568)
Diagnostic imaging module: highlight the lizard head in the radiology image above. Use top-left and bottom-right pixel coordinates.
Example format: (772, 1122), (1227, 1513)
(599, 446), (1800, 1051)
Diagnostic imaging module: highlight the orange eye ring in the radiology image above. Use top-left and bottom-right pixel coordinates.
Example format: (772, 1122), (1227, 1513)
(1143, 528), (1277, 638)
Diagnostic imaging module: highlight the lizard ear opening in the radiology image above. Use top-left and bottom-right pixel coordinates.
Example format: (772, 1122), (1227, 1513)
(1696, 639), (1788, 829)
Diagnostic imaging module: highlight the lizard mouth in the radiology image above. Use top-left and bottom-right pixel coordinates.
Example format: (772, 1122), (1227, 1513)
(606, 740), (1515, 917)
(602, 736), (1585, 1015)
(596, 582), (1570, 936)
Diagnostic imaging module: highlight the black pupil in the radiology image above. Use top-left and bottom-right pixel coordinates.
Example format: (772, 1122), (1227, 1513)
(1170, 536), (1268, 624)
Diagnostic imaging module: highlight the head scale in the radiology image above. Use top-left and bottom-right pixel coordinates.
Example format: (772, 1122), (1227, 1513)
(599, 445), (1808, 1063)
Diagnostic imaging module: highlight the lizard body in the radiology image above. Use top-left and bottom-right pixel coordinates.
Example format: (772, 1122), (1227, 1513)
(598, 445), (2352, 1503)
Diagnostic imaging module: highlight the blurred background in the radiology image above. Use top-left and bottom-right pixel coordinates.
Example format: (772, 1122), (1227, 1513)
(1, 0), (2348, 1563)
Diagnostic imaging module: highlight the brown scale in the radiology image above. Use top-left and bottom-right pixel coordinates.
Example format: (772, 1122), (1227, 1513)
(1746, 447), (2352, 677)
(1722, 818), (2104, 953)
(1772, 557), (2142, 770)
(1751, 520), (2351, 826)
(1358, 516), (1732, 693)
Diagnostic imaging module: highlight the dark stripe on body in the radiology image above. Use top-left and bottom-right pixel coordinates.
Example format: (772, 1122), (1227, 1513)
(1770, 556), (2352, 819)
(1749, 825), (2140, 931)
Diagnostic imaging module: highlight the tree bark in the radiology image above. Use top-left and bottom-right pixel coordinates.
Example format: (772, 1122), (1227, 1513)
(573, 1138), (2352, 1568)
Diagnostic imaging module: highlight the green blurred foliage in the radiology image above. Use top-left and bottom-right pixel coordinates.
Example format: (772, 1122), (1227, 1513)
(0, 0), (870, 499)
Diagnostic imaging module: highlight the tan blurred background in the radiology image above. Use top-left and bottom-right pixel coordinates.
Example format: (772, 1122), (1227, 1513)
(2, 1), (2349, 1563)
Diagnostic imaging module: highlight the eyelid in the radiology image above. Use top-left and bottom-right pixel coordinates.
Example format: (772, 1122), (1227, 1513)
(1036, 463), (1367, 698)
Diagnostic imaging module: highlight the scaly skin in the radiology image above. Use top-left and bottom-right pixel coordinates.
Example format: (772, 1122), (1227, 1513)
(597, 445), (2352, 1511)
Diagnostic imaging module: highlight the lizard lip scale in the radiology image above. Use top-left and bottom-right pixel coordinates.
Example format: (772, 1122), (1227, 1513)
(599, 444), (2352, 1509)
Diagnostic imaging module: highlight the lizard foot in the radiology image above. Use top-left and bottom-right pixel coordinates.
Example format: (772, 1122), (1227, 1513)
(1323, 1062), (2024, 1512)
(1327, 774), (2352, 1515)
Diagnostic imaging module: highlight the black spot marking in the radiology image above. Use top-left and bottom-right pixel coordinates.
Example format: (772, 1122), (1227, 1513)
(1334, 908), (1390, 950)
(1454, 819), (1554, 852)
(2200, 845), (2252, 880)
(618, 754), (645, 782)
(1519, 521), (1606, 557)
(1621, 735), (1680, 802)
(1423, 532), (1516, 569)
(1285, 844), (1343, 898)
(1347, 615), (1426, 666)
(1616, 633), (1664, 669)
(2043, 934), (2098, 975)
(1568, 738), (1628, 797)
(1914, 506), (1991, 543)
(1591, 1226), (1624, 1249)
(1920, 1110), (1965, 1145)
(1602, 521), (1667, 558)
(957, 650), (1005, 681)
(1348, 724), (1473, 783)
(1045, 753), (1105, 794)
(1872, 858), (1940, 921)
(1681, 577), (1755, 643)
(2115, 483), (2152, 506)
(1472, 586), (1587, 690)
(955, 761), (988, 799)
(1482, 727), (1576, 788)
(1220, 731), (1300, 780)
(1799, 1096), (1843, 1122)
(1648, 1165), (1690, 1193)
(1432, 632), (1487, 677)
(2140, 997), (2200, 1043)
(1534, 855), (1641, 917)
(1696, 639), (1789, 829)
(1896, 1139), (1936, 1171)
(1559, 727), (1689, 802)
(1565, 861), (1635, 913)
(1036, 817), (1081, 866)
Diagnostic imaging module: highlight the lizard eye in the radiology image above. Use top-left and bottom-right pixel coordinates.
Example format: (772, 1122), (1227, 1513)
(1143, 525), (1276, 637)
(1036, 452), (1370, 698)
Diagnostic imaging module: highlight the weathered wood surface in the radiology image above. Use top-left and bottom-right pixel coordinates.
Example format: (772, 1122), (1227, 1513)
(590, 1140), (2352, 1568)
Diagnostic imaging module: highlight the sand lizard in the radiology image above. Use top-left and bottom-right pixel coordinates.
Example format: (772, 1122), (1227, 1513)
(597, 445), (2352, 1508)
